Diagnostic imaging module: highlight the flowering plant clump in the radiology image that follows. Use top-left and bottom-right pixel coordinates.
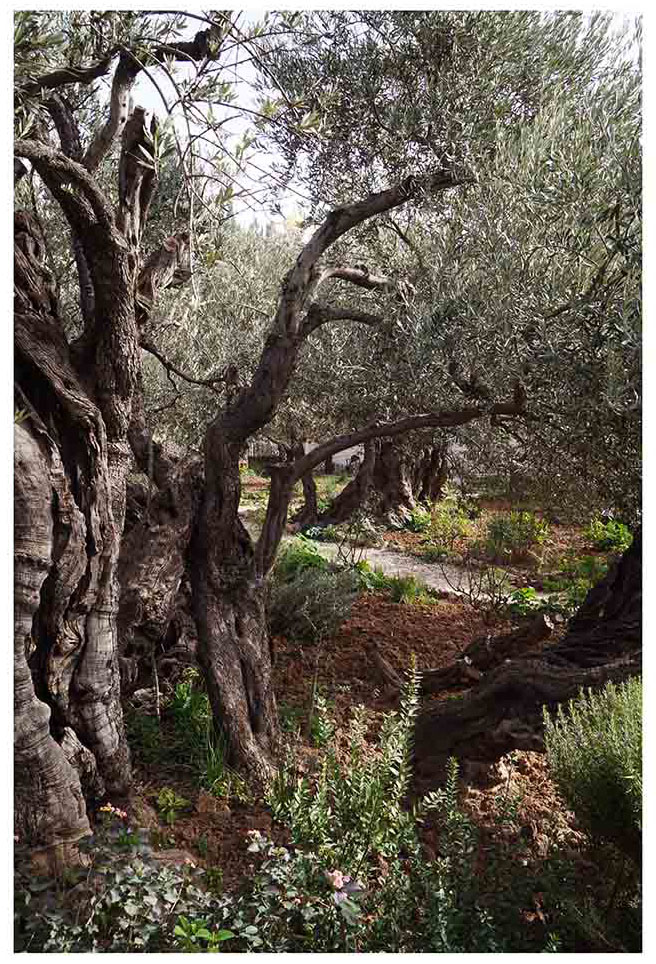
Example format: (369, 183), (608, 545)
(99, 803), (128, 820)
(324, 869), (365, 905)
(97, 802), (141, 850)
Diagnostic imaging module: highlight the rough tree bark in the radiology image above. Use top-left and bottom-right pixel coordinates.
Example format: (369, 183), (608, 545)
(414, 440), (449, 504)
(413, 531), (641, 786)
(317, 440), (377, 524)
(373, 439), (416, 518)
(14, 44), (198, 854)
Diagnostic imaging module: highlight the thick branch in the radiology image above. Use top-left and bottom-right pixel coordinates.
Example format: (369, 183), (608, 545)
(302, 303), (383, 335)
(322, 266), (393, 291)
(221, 172), (461, 444)
(82, 52), (140, 171)
(290, 401), (525, 482)
(136, 232), (192, 325)
(17, 52), (117, 99)
(45, 94), (83, 160)
(14, 139), (116, 231)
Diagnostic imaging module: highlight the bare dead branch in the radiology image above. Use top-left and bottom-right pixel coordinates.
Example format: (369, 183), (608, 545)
(82, 52), (141, 171)
(141, 339), (225, 394)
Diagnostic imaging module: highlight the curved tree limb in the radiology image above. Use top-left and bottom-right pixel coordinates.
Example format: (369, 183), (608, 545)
(302, 303), (384, 335)
(16, 51), (118, 99)
(254, 399), (526, 575)
(289, 401), (526, 483)
(15, 138), (116, 231)
(141, 339), (225, 394)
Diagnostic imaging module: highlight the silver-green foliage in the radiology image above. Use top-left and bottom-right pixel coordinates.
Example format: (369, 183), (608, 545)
(266, 564), (360, 643)
(543, 678), (642, 859)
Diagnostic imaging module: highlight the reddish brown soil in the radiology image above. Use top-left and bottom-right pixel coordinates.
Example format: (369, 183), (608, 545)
(273, 594), (507, 717)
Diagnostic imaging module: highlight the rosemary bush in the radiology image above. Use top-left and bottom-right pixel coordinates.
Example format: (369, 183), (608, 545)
(543, 678), (642, 861)
(266, 566), (359, 642)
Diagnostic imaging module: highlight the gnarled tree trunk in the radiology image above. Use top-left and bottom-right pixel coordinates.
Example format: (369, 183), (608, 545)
(373, 438), (416, 519)
(15, 423), (91, 853)
(318, 440), (376, 524)
(415, 440), (449, 504)
(15, 104), (193, 854)
(191, 429), (279, 778)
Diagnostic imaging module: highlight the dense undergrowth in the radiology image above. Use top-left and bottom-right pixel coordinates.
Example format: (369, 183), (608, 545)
(16, 662), (641, 952)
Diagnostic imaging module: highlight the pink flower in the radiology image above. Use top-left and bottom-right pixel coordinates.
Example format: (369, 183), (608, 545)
(325, 869), (345, 890)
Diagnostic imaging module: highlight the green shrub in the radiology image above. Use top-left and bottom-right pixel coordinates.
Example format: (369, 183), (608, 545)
(14, 815), (231, 952)
(406, 504), (432, 532)
(543, 678), (642, 861)
(507, 586), (541, 616)
(354, 560), (392, 592)
(157, 787), (191, 825)
(542, 553), (609, 617)
(428, 497), (471, 554)
(274, 535), (328, 579)
(266, 566), (359, 642)
(266, 665), (422, 867)
(304, 523), (341, 542)
(485, 510), (549, 562)
(387, 573), (427, 604)
(584, 518), (633, 554)
(262, 669), (508, 951)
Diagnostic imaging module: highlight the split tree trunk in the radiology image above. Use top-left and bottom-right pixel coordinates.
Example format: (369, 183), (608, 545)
(413, 532), (641, 786)
(415, 441), (449, 503)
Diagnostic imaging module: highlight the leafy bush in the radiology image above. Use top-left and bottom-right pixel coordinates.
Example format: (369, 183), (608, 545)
(157, 787), (191, 825)
(274, 535), (329, 579)
(266, 566), (359, 642)
(14, 815), (231, 952)
(387, 573), (430, 604)
(406, 504), (432, 532)
(542, 552), (609, 617)
(266, 667), (421, 867)
(261, 669), (508, 951)
(354, 560), (392, 592)
(484, 511), (549, 562)
(507, 586), (541, 616)
(428, 493), (471, 554)
(584, 518), (633, 554)
(543, 678), (642, 861)
(304, 523), (341, 542)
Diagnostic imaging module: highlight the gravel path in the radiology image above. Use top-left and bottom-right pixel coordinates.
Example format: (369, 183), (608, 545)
(311, 541), (473, 595)
(239, 507), (476, 596)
